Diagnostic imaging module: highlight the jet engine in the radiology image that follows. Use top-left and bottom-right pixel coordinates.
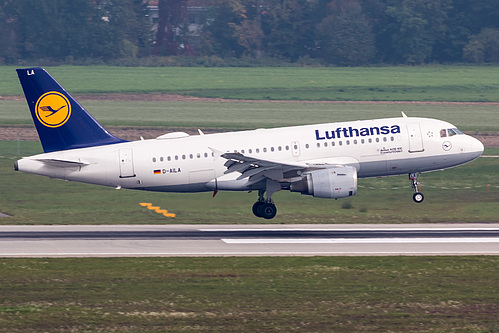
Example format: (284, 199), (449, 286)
(290, 166), (357, 199)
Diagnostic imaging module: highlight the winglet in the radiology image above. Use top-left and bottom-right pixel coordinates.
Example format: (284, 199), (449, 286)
(208, 147), (223, 160)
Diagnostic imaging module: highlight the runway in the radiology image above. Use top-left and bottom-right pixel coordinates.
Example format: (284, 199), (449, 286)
(1, 224), (499, 257)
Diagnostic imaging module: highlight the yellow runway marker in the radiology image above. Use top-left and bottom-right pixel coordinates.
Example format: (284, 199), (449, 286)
(140, 203), (175, 218)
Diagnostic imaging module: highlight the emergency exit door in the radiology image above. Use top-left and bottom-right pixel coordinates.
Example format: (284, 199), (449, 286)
(119, 148), (135, 178)
(407, 123), (424, 153)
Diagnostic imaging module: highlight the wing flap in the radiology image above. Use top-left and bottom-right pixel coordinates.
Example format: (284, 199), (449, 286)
(219, 151), (308, 182)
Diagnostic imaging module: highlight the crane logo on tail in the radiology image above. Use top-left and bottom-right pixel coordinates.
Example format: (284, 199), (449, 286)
(35, 91), (71, 128)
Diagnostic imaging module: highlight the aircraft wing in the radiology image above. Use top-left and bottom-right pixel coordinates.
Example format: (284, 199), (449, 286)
(214, 147), (360, 186)
(220, 151), (308, 185)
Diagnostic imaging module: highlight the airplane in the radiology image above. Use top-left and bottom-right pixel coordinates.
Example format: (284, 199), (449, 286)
(14, 67), (484, 219)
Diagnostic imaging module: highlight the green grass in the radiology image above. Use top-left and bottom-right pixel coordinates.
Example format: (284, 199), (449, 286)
(2, 65), (499, 333)
(3, 65), (499, 101)
(2, 99), (499, 131)
(1, 141), (497, 224)
(0, 257), (498, 332)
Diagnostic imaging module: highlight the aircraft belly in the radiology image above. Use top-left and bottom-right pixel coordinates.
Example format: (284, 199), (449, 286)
(137, 183), (211, 193)
(358, 151), (481, 178)
(188, 169), (216, 191)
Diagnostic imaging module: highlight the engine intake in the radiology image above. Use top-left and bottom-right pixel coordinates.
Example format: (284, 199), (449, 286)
(290, 166), (357, 199)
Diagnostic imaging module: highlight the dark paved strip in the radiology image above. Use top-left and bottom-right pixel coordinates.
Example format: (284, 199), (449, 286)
(1, 229), (499, 240)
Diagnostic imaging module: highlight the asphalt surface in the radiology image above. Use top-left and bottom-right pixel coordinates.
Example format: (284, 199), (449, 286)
(1, 224), (499, 257)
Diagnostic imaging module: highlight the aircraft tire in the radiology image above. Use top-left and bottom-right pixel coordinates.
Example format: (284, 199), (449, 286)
(259, 203), (277, 219)
(413, 192), (424, 203)
(252, 201), (265, 217)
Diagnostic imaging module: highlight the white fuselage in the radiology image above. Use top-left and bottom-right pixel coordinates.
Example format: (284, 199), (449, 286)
(16, 117), (484, 193)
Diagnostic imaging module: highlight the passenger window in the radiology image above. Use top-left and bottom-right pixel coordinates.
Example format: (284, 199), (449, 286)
(167, 156), (171, 161)
(152, 157), (156, 162)
(271, 147), (275, 152)
(256, 148), (260, 153)
(286, 146), (290, 150)
(204, 153), (208, 158)
(440, 129), (447, 137)
(263, 148), (267, 152)
(278, 146), (282, 151)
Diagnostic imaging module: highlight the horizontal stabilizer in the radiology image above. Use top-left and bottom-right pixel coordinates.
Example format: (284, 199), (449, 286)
(34, 158), (89, 168)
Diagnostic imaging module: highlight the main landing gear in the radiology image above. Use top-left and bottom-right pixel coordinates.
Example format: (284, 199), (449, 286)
(252, 189), (277, 219)
(409, 173), (424, 203)
(252, 180), (281, 219)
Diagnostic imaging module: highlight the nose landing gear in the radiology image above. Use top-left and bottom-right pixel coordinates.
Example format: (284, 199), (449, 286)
(409, 173), (424, 203)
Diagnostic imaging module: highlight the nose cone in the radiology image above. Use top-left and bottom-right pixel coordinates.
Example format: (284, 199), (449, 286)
(468, 136), (484, 160)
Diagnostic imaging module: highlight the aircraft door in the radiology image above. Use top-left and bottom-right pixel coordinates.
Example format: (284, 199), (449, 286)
(119, 148), (136, 178)
(291, 141), (301, 157)
(407, 123), (424, 153)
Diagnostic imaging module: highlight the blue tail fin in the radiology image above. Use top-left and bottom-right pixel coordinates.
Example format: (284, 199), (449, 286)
(16, 67), (128, 153)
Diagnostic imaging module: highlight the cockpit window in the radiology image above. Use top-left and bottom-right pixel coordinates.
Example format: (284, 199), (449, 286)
(441, 128), (463, 137)
(447, 128), (463, 136)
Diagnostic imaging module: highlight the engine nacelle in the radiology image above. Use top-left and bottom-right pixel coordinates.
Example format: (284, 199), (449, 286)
(290, 166), (357, 199)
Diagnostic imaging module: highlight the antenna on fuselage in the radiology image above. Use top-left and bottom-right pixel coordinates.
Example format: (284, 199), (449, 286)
(401, 111), (408, 118)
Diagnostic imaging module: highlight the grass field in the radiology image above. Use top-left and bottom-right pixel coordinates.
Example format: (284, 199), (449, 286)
(1, 66), (498, 333)
(1, 68), (498, 223)
(1, 141), (497, 224)
(1, 257), (498, 332)
(2, 65), (499, 102)
(2, 99), (499, 131)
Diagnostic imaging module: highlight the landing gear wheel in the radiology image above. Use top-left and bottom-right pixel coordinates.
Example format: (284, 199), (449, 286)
(409, 173), (424, 204)
(413, 192), (424, 203)
(252, 201), (265, 218)
(258, 202), (277, 220)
